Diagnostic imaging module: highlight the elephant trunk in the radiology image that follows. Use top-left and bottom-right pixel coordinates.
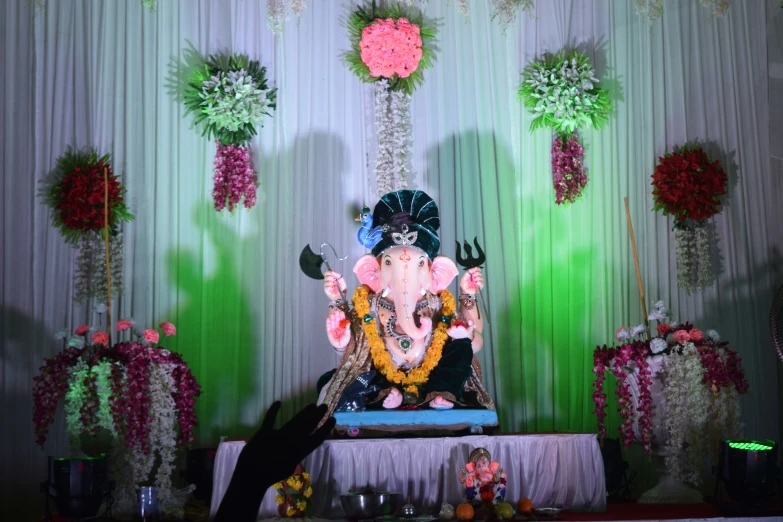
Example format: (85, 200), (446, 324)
(391, 280), (431, 340)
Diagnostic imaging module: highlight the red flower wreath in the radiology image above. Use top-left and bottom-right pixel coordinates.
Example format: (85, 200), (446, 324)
(651, 146), (727, 225)
(41, 147), (133, 243)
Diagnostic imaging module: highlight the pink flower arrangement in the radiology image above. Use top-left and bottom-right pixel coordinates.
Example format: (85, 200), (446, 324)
(551, 133), (587, 205)
(593, 309), (749, 455)
(33, 321), (199, 448)
(360, 18), (423, 79)
(213, 141), (257, 212)
(117, 319), (133, 331)
(160, 321), (177, 336)
(143, 329), (160, 344)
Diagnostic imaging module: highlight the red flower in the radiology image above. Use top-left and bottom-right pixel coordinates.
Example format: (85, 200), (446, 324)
(651, 147), (727, 224)
(657, 323), (672, 336)
(75, 324), (90, 336)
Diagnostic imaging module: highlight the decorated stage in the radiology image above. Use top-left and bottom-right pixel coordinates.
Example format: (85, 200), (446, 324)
(210, 433), (607, 519)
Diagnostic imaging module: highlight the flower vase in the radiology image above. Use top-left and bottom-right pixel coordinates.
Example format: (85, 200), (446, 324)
(621, 355), (703, 504)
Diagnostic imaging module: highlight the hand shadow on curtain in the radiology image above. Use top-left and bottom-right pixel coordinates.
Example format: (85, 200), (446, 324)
(426, 129), (613, 434)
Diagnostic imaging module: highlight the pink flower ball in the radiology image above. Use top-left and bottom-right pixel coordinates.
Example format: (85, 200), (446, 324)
(117, 320), (133, 332)
(689, 328), (704, 342)
(160, 322), (177, 337)
(359, 17), (424, 79)
(75, 324), (90, 336)
(672, 330), (691, 344)
(143, 329), (160, 344)
(92, 331), (109, 346)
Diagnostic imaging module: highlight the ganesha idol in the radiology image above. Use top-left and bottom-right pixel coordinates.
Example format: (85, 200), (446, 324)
(459, 448), (507, 504)
(316, 190), (496, 418)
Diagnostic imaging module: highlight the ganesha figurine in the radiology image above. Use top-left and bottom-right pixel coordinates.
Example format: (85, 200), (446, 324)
(458, 448), (507, 504)
(316, 190), (496, 419)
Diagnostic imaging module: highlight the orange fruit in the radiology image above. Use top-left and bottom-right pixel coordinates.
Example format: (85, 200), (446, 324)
(456, 503), (475, 520)
(518, 498), (534, 514)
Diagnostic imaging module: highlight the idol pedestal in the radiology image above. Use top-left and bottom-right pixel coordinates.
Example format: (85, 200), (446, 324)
(209, 433), (607, 519)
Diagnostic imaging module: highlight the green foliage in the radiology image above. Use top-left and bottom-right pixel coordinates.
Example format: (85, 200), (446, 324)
(183, 54), (277, 145)
(518, 50), (612, 137)
(343, 1), (436, 95)
(40, 147), (134, 245)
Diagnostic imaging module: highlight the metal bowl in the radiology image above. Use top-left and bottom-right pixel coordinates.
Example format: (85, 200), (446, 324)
(340, 492), (400, 519)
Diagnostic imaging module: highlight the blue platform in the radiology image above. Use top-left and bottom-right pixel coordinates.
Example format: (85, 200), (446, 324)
(334, 409), (498, 435)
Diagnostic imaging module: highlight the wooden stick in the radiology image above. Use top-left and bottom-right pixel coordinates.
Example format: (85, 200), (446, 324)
(104, 167), (112, 346)
(624, 197), (650, 341)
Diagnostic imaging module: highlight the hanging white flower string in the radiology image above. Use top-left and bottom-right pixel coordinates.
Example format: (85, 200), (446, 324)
(374, 80), (395, 196)
(674, 227), (695, 295)
(389, 88), (413, 191)
(695, 223), (712, 289)
(267, 0), (308, 36)
(148, 363), (179, 504)
(635, 0), (730, 24)
(74, 232), (124, 304)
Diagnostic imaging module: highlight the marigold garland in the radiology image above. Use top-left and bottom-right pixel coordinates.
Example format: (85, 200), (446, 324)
(352, 285), (455, 396)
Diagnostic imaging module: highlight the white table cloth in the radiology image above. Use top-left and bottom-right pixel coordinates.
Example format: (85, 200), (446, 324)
(209, 433), (606, 519)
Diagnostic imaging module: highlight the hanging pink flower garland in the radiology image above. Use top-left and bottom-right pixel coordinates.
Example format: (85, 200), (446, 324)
(213, 141), (258, 212)
(552, 133), (587, 205)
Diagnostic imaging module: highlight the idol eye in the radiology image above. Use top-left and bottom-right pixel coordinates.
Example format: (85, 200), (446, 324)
(385, 259), (391, 266)
(418, 259), (425, 267)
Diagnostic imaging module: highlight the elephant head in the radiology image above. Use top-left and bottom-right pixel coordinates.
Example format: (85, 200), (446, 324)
(353, 246), (458, 340)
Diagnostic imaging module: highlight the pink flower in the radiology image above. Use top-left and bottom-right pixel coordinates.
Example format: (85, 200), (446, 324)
(672, 330), (691, 344)
(117, 320), (133, 332)
(359, 17), (424, 79)
(75, 324), (90, 336)
(143, 329), (160, 344)
(689, 328), (704, 342)
(92, 331), (109, 346)
(160, 322), (177, 337)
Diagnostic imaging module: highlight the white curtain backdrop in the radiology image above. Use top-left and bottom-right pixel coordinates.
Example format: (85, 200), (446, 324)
(2, 0), (780, 519)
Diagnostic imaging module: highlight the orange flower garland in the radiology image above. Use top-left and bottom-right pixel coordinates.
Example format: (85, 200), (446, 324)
(353, 285), (455, 396)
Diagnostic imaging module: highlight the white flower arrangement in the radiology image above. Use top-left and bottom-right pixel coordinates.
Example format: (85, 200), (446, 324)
(200, 70), (272, 134)
(519, 51), (611, 137)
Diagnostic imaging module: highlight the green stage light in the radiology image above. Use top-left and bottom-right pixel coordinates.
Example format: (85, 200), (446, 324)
(727, 441), (775, 451)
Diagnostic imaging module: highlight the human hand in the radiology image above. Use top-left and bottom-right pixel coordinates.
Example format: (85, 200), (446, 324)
(234, 402), (336, 489)
(324, 270), (347, 300)
(459, 267), (484, 295)
(447, 320), (475, 340)
(326, 310), (351, 349)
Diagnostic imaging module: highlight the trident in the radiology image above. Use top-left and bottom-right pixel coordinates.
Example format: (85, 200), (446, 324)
(455, 237), (489, 324)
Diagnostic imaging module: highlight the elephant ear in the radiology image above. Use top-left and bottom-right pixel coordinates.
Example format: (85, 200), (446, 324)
(430, 256), (459, 294)
(353, 255), (381, 293)
(489, 462), (499, 473)
(466, 462), (476, 473)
